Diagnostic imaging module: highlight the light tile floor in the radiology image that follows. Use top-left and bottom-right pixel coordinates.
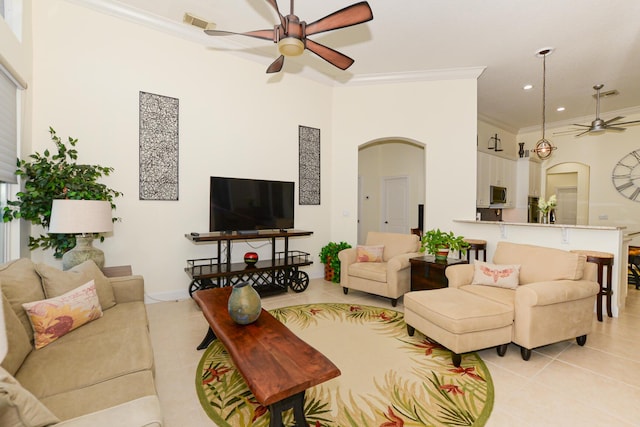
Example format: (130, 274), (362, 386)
(146, 280), (640, 427)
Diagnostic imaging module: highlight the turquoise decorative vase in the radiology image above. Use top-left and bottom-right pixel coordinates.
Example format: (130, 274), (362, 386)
(228, 282), (261, 325)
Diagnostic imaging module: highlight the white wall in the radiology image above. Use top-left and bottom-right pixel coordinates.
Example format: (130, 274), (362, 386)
(331, 79), (479, 244)
(518, 111), (640, 232)
(30, 1), (335, 298)
(478, 119), (518, 158)
(27, 1), (480, 299)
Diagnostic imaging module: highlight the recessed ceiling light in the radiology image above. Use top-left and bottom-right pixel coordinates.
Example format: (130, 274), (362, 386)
(556, 107), (565, 112)
(523, 84), (533, 90)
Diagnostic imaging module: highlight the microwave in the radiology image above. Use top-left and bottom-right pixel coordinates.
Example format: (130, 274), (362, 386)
(490, 185), (507, 204)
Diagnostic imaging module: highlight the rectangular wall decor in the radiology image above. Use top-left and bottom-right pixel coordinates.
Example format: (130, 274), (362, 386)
(139, 91), (179, 201)
(299, 125), (321, 205)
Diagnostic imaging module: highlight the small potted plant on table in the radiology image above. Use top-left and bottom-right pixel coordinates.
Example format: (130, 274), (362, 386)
(420, 228), (469, 261)
(319, 241), (352, 283)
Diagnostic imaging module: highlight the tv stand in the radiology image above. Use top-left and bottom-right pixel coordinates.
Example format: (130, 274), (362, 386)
(185, 230), (313, 297)
(237, 230), (258, 236)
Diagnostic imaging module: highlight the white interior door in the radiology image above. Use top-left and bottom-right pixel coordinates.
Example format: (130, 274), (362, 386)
(555, 186), (578, 225)
(382, 176), (409, 233)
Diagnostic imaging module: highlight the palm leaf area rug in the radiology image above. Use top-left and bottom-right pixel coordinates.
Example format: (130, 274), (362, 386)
(196, 303), (494, 427)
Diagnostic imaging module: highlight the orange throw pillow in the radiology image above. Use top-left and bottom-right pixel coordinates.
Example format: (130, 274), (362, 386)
(356, 245), (384, 262)
(22, 280), (103, 349)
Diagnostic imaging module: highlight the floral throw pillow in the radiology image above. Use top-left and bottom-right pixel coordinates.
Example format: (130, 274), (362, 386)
(356, 245), (384, 262)
(22, 280), (103, 349)
(472, 261), (520, 289)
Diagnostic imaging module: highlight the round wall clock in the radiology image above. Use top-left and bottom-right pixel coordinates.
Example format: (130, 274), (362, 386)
(612, 149), (640, 202)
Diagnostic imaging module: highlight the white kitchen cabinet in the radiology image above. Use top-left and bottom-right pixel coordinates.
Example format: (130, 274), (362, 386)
(503, 158), (516, 207)
(528, 160), (541, 197)
(476, 152), (516, 207)
(477, 152), (491, 207)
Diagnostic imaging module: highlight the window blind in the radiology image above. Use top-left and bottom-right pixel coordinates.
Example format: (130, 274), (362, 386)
(0, 66), (18, 183)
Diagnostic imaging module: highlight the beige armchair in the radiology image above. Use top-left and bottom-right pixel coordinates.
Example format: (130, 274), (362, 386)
(338, 232), (421, 306)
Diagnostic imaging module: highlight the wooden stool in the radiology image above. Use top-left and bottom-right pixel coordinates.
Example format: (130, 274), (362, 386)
(572, 250), (614, 322)
(460, 239), (487, 262)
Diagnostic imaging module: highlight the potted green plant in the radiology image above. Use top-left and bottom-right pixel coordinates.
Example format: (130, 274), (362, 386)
(319, 241), (352, 283)
(420, 228), (469, 261)
(2, 127), (122, 258)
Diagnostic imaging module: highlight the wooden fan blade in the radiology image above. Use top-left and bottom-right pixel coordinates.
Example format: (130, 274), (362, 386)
(571, 123), (591, 128)
(306, 1), (373, 36)
(305, 39), (354, 70)
(265, 0), (286, 28)
(604, 116), (624, 124)
(266, 55), (285, 73)
(204, 29), (275, 42)
(575, 129), (591, 137)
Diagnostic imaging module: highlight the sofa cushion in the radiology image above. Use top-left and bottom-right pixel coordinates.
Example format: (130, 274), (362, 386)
(472, 261), (520, 289)
(356, 245), (384, 262)
(347, 262), (387, 283)
(16, 306), (154, 399)
(493, 242), (586, 284)
(22, 281), (103, 350)
(459, 284), (516, 309)
(40, 371), (158, 422)
(0, 259), (46, 340)
(36, 261), (116, 310)
(365, 232), (419, 261)
(1, 295), (32, 376)
(0, 366), (60, 427)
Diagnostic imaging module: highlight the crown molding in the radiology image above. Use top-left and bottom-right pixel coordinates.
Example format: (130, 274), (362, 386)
(65, 0), (487, 87)
(477, 113), (519, 135)
(340, 66), (487, 86)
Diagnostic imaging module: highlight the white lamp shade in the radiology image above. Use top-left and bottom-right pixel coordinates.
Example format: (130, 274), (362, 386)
(48, 200), (114, 234)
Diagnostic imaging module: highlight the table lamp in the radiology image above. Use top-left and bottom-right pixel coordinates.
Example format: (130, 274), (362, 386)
(48, 199), (114, 270)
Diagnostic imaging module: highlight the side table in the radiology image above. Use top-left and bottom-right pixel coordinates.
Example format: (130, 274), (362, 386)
(409, 256), (468, 291)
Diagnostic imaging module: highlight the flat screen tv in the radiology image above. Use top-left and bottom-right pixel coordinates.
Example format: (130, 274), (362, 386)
(209, 176), (295, 233)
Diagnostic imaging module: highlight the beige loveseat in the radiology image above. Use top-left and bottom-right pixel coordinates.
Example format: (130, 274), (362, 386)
(1, 258), (163, 427)
(444, 242), (600, 360)
(338, 232), (421, 306)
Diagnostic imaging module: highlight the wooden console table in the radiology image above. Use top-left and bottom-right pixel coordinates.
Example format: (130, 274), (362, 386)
(410, 256), (468, 291)
(185, 230), (313, 297)
(194, 287), (340, 427)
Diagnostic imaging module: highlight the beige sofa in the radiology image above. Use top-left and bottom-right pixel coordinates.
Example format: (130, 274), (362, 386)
(405, 242), (600, 364)
(1, 258), (163, 427)
(444, 242), (600, 360)
(338, 232), (422, 306)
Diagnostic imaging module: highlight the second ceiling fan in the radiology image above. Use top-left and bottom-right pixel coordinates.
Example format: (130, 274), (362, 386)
(572, 84), (640, 137)
(204, 0), (373, 74)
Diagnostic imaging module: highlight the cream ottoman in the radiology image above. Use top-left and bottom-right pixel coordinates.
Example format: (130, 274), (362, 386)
(404, 288), (514, 366)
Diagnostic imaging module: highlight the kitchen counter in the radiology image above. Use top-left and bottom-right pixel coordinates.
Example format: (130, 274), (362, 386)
(455, 219), (626, 231)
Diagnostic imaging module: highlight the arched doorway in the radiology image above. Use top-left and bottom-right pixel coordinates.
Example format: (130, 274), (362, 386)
(545, 162), (590, 225)
(358, 138), (426, 244)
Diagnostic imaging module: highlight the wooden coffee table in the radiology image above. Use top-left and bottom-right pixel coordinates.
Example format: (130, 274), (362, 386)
(193, 287), (341, 427)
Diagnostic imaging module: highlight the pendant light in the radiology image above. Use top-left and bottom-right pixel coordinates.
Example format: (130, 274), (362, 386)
(532, 48), (557, 160)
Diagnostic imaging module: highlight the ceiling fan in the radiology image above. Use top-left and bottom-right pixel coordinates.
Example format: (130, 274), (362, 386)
(202, 0), (373, 73)
(571, 84), (640, 137)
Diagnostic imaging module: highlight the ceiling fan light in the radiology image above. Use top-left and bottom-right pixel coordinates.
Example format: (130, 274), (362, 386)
(278, 37), (304, 56)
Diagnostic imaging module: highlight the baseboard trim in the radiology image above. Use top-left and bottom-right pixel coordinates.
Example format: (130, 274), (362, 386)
(145, 289), (189, 304)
